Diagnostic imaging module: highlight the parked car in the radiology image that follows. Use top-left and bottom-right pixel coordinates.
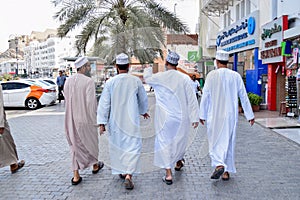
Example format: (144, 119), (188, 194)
(41, 79), (56, 86)
(1, 80), (57, 110)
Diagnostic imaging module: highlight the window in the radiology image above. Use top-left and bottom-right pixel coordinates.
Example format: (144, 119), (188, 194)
(236, 4), (240, 21)
(1, 82), (30, 90)
(246, 0), (251, 15)
(223, 13), (227, 28)
(228, 10), (231, 26)
(241, 0), (245, 18)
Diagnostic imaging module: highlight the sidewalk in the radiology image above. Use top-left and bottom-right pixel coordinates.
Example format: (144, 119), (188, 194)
(252, 109), (300, 144)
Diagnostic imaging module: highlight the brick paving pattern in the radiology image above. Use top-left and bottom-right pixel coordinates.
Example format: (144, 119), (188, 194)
(0, 96), (299, 199)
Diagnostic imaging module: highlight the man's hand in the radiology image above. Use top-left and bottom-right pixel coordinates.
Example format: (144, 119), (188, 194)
(142, 113), (150, 119)
(199, 119), (205, 125)
(192, 122), (199, 128)
(0, 127), (4, 135)
(99, 124), (106, 135)
(249, 118), (255, 126)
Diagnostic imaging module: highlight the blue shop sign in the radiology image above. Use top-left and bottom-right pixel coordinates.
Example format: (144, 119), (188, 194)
(216, 10), (259, 53)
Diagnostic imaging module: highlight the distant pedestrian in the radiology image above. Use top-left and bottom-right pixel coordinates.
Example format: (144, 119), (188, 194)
(97, 53), (149, 190)
(56, 70), (66, 103)
(143, 50), (199, 185)
(191, 74), (201, 100)
(64, 57), (104, 185)
(199, 50), (255, 181)
(0, 85), (25, 174)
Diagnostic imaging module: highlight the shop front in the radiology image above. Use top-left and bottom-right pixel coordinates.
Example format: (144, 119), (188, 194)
(283, 15), (300, 116)
(260, 15), (288, 111)
(216, 10), (267, 100)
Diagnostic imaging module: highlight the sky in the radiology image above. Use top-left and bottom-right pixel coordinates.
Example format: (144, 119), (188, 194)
(0, 0), (199, 53)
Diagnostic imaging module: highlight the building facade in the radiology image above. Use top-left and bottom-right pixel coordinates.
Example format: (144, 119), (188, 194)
(24, 32), (77, 78)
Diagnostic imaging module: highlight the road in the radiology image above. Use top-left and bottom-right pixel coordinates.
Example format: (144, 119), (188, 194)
(0, 97), (299, 200)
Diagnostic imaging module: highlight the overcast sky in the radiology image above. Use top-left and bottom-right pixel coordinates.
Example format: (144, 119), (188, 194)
(0, 0), (199, 52)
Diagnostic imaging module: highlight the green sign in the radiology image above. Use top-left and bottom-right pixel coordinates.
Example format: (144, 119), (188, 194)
(188, 51), (199, 62)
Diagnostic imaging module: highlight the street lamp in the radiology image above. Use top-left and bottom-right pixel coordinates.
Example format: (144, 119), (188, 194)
(8, 35), (19, 76)
(174, 3), (177, 17)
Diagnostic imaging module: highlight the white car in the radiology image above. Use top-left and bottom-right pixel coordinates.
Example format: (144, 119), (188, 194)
(1, 80), (57, 110)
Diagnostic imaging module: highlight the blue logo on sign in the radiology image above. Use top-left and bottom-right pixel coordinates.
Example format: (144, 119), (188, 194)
(248, 17), (255, 35)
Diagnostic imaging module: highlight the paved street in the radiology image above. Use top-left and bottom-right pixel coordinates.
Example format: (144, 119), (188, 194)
(1, 96), (300, 200)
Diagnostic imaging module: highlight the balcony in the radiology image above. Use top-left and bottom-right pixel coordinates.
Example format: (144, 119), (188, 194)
(201, 0), (233, 16)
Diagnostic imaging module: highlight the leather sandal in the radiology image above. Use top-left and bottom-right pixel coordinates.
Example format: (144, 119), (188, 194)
(124, 178), (134, 190)
(71, 177), (82, 185)
(162, 176), (173, 185)
(174, 158), (185, 171)
(11, 160), (25, 174)
(210, 166), (224, 179)
(222, 172), (230, 181)
(119, 174), (126, 179)
(92, 161), (104, 174)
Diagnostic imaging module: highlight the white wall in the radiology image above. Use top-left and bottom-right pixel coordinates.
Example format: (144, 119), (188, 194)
(277, 0), (300, 16)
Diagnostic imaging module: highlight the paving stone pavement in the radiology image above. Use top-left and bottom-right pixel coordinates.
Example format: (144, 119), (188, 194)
(0, 96), (300, 200)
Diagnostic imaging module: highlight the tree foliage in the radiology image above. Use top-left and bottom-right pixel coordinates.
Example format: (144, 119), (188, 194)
(52, 0), (189, 64)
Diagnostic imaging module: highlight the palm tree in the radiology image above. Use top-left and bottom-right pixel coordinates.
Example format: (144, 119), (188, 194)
(52, 0), (189, 64)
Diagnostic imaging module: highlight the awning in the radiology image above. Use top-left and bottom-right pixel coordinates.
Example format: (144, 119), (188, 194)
(9, 71), (16, 75)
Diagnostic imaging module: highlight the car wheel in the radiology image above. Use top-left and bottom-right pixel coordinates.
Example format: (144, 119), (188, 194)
(25, 98), (41, 110)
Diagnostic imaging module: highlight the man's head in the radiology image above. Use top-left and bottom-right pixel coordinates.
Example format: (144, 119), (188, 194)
(59, 71), (63, 76)
(215, 50), (229, 67)
(165, 50), (180, 70)
(192, 75), (196, 81)
(74, 56), (91, 77)
(115, 53), (130, 72)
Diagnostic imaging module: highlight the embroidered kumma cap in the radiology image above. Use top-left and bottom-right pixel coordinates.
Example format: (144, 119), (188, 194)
(215, 50), (229, 61)
(116, 53), (129, 65)
(166, 50), (180, 65)
(74, 57), (89, 68)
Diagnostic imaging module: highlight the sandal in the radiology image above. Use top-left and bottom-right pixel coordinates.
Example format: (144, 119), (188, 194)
(174, 158), (185, 171)
(222, 172), (230, 181)
(210, 166), (224, 179)
(71, 177), (82, 185)
(92, 161), (104, 174)
(119, 174), (126, 179)
(124, 178), (134, 190)
(11, 160), (25, 174)
(162, 176), (173, 185)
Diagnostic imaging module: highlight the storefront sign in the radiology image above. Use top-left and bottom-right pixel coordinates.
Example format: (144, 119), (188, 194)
(216, 10), (259, 53)
(260, 16), (288, 64)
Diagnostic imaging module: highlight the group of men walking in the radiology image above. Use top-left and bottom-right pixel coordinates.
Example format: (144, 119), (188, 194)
(0, 49), (255, 191)
(62, 49), (255, 190)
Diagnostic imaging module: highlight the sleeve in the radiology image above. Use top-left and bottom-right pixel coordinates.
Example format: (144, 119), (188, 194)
(199, 75), (211, 120)
(0, 86), (5, 127)
(238, 76), (254, 120)
(56, 77), (59, 85)
(97, 81), (111, 125)
(143, 67), (162, 87)
(137, 80), (148, 115)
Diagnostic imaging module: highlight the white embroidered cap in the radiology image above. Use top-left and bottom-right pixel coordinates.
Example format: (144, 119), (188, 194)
(166, 50), (180, 65)
(116, 53), (129, 65)
(215, 50), (229, 61)
(74, 57), (89, 69)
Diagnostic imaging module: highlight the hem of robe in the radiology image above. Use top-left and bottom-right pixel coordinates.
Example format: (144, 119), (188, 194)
(0, 159), (18, 168)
